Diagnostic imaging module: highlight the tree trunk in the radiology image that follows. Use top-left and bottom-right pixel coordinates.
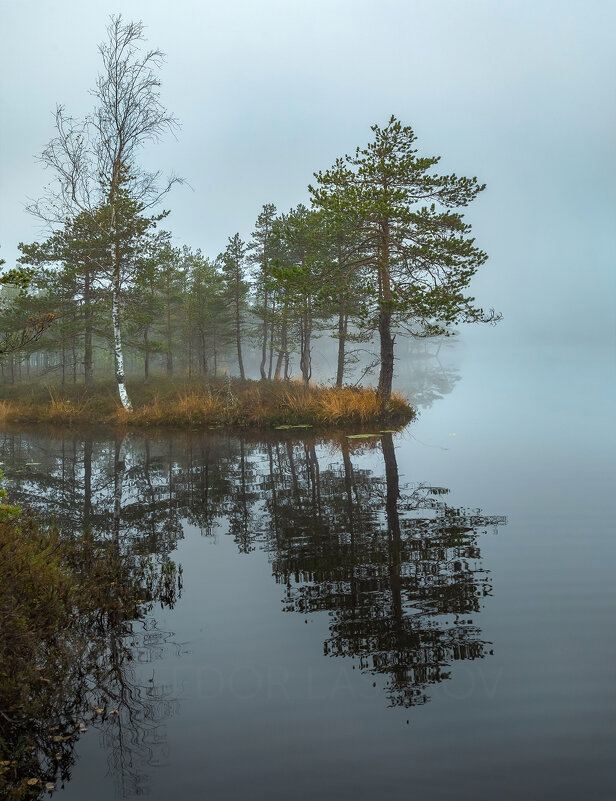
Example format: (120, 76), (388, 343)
(144, 326), (150, 382)
(377, 223), (394, 404)
(166, 288), (173, 378)
(377, 306), (395, 404)
(235, 285), (245, 381)
(109, 178), (132, 412)
(274, 297), (288, 381)
(83, 270), (93, 387)
(267, 317), (275, 380)
(112, 283), (132, 411)
(273, 348), (284, 381)
(300, 300), (312, 390)
(201, 331), (208, 376)
(213, 330), (218, 376)
(260, 289), (268, 380)
(336, 295), (348, 388)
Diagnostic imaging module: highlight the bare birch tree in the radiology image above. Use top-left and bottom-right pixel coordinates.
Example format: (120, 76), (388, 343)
(28, 15), (180, 410)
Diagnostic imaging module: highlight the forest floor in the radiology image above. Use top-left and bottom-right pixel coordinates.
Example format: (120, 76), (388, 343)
(0, 377), (414, 430)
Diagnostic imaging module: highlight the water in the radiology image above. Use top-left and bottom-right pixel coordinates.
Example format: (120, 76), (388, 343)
(1, 337), (614, 800)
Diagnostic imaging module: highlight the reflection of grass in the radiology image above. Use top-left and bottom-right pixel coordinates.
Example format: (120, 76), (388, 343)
(0, 500), (181, 798)
(0, 379), (414, 429)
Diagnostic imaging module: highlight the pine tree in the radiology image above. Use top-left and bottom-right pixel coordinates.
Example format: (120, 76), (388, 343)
(221, 234), (249, 381)
(310, 116), (500, 403)
(248, 204), (277, 380)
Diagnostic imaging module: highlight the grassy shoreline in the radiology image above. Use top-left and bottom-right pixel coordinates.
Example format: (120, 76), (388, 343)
(0, 378), (414, 430)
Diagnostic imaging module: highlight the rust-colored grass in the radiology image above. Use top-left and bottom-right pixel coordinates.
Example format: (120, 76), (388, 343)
(0, 378), (414, 431)
(315, 386), (380, 423)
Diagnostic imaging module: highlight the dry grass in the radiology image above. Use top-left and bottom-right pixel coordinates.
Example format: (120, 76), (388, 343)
(0, 378), (414, 431)
(315, 386), (379, 423)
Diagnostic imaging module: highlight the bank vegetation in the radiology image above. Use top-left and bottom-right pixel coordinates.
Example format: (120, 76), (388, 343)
(0, 379), (413, 430)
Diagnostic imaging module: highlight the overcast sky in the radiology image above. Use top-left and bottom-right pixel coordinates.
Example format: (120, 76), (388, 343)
(1, 0), (614, 344)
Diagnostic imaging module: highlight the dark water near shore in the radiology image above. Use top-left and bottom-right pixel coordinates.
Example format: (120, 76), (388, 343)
(1, 338), (614, 800)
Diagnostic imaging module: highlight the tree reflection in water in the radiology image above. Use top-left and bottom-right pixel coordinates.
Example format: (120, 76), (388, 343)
(0, 426), (504, 794)
(253, 433), (505, 707)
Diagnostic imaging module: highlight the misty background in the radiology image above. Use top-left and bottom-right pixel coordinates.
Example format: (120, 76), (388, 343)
(1, 0), (614, 350)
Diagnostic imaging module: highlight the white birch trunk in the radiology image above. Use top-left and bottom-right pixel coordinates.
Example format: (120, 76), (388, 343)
(109, 169), (132, 414)
(112, 285), (132, 412)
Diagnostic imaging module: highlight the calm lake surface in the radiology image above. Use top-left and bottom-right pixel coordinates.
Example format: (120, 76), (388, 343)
(2, 337), (614, 800)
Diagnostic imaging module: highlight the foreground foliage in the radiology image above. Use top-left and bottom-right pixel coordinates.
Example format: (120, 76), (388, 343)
(0, 499), (181, 799)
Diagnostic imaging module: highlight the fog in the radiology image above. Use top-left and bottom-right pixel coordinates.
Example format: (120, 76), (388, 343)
(1, 0), (614, 348)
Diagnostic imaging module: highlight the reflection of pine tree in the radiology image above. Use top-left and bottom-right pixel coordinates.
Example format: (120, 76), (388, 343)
(259, 434), (506, 708)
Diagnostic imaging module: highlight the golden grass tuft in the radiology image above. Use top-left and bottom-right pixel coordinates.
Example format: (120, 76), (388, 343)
(127, 391), (225, 427)
(46, 396), (88, 424)
(315, 386), (381, 423)
(0, 401), (12, 422)
(279, 386), (318, 419)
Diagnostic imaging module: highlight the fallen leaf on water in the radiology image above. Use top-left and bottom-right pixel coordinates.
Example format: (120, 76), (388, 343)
(45, 783), (56, 791)
(26, 778), (39, 786)
(108, 709), (119, 715)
